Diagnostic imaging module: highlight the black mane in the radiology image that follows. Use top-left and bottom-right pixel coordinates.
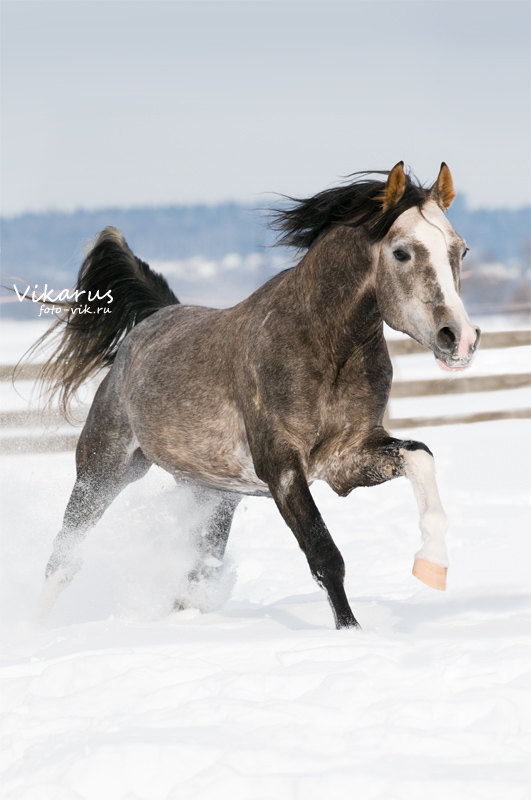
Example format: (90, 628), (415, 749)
(271, 170), (430, 250)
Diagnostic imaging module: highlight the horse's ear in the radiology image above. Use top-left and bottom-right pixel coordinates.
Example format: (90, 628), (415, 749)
(430, 162), (456, 210)
(380, 161), (407, 212)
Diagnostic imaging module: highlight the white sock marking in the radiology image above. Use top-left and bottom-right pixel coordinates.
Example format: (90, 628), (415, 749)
(402, 448), (449, 567)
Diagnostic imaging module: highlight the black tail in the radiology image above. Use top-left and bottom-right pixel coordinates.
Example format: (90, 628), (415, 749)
(29, 226), (179, 415)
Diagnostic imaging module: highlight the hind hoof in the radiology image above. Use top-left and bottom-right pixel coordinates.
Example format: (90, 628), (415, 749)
(412, 558), (447, 591)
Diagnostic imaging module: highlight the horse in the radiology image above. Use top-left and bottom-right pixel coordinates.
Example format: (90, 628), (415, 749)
(35, 161), (480, 629)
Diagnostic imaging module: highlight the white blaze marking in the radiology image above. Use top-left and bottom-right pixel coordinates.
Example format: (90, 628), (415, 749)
(456, 321), (478, 359)
(394, 202), (477, 359)
(402, 448), (449, 568)
(413, 201), (477, 356)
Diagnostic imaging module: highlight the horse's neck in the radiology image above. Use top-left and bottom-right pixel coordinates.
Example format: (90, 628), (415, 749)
(293, 226), (383, 360)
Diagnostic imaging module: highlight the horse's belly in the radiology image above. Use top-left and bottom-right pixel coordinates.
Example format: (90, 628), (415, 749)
(171, 459), (270, 496)
(131, 403), (269, 496)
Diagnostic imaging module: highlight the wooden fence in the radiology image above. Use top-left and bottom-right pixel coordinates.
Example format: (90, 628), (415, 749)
(1, 329), (529, 455)
(385, 329), (531, 430)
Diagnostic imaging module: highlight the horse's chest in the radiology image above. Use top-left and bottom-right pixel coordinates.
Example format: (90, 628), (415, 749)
(308, 445), (353, 495)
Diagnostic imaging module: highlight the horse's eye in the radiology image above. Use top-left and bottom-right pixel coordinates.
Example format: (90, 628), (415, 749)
(393, 249), (410, 262)
(462, 247), (470, 258)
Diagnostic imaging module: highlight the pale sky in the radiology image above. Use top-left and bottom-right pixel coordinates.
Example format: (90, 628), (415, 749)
(1, 0), (530, 215)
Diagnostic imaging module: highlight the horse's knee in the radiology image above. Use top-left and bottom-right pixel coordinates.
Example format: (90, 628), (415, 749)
(401, 442), (436, 483)
(361, 436), (434, 488)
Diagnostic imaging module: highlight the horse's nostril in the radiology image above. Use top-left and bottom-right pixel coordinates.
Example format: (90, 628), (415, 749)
(436, 326), (457, 353)
(473, 326), (481, 350)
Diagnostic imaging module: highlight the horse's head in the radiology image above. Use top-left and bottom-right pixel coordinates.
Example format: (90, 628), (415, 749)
(375, 162), (480, 370)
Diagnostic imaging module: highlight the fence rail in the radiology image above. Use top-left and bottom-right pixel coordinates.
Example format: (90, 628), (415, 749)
(388, 408), (530, 430)
(1, 329), (529, 454)
(389, 372), (531, 399)
(384, 329), (530, 429)
(0, 433), (79, 456)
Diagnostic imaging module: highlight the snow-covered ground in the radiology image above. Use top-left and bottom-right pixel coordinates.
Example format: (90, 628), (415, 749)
(1, 316), (530, 799)
(1, 421), (530, 800)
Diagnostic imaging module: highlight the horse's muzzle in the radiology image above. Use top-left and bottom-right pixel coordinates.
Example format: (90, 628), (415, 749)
(434, 321), (481, 370)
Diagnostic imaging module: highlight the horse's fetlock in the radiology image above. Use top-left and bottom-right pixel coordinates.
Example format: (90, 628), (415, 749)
(45, 559), (80, 584)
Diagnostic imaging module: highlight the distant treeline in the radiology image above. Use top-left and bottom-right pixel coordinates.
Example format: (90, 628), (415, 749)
(1, 198), (529, 317)
(1, 203), (277, 282)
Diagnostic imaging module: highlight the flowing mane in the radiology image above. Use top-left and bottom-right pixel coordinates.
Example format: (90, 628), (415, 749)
(271, 169), (430, 250)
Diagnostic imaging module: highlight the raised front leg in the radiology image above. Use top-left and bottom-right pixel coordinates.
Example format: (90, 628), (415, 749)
(401, 446), (448, 590)
(268, 465), (360, 630)
(328, 430), (449, 591)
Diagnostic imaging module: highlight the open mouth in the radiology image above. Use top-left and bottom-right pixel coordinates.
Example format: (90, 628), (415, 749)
(435, 357), (470, 372)
(432, 343), (475, 371)
(430, 343), (475, 372)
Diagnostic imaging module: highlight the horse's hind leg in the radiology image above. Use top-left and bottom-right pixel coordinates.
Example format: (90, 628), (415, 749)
(173, 487), (241, 611)
(39, 394), (151, 619)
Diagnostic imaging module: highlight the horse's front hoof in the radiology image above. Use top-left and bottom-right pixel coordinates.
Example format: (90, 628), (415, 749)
(412, 558), (447, 591)
(336, 615), (362, 630)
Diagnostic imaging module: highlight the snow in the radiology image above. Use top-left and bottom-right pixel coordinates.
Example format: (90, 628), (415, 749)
(1, 315), (530, 798)
(0, 319), (53, 364)
(1, 418), (530, 799)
